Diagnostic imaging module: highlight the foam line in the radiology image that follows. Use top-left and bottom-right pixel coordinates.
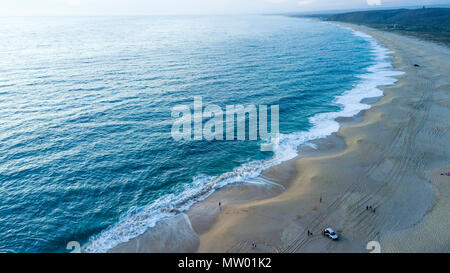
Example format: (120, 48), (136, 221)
(83, 25), (403, 253)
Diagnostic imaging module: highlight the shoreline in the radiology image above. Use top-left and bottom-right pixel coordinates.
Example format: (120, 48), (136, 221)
(109, 22), (450, 253)
(195, 23), (449, 253)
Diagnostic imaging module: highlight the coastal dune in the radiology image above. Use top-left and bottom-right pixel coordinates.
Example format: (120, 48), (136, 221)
(197, 24), (450, 253)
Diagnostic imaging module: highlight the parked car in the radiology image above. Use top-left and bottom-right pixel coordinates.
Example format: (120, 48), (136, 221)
(323, 228), (339, 240)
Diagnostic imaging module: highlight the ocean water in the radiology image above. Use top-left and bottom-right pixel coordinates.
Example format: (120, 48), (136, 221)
(0, 15), (400, 253)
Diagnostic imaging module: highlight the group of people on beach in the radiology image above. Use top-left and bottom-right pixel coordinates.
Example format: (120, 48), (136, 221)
(366, 205), (376, 213)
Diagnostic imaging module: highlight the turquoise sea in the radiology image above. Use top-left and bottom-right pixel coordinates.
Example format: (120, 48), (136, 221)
(0, 15), (399, 252)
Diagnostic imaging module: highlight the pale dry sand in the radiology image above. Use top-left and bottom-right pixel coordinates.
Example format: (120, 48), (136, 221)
(197, 24), (450, 253)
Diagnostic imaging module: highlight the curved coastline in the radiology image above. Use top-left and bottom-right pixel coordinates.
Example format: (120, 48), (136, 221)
(197, 23), (450, 253)
(96, 20), (408, 253)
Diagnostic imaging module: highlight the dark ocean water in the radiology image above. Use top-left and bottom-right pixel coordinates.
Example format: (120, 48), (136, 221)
(0, 15), (399, 252)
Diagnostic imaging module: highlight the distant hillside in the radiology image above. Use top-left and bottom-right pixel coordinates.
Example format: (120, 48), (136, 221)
(323, 8), (450, 45)
(327, 8), (450, 27)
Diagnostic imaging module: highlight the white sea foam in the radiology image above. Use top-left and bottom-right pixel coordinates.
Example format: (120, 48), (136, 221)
(83, 25), (404, 253)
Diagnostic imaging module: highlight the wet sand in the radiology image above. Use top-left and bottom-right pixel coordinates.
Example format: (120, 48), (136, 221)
(197, 23), (450, 253)
(111, 23), (450, 253)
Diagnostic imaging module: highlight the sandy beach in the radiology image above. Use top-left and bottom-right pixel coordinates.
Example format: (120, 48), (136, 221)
(111, 22), (450, 253)
(196, 23), (450, 253)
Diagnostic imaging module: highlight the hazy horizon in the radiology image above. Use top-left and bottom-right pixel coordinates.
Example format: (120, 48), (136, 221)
(1, 0), (449, 16)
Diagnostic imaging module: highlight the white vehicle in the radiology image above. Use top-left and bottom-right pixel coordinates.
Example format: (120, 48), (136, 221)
(323, 228), (339, 240)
